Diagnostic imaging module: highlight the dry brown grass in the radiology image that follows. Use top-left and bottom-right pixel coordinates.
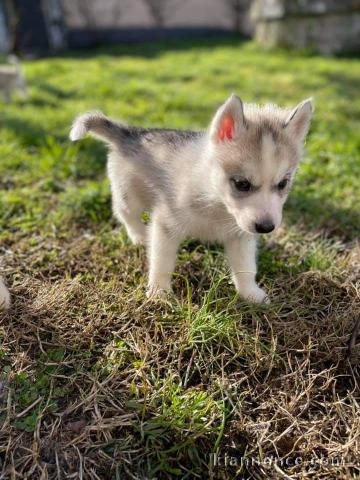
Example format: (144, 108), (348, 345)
(0, 226), (359, 479)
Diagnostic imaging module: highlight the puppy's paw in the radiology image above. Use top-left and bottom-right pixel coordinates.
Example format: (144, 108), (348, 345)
(0, 278), (10, 310)
(238, 284), (270, 304)
(146, 285), (171, 301)
(130, 233), (146, 246)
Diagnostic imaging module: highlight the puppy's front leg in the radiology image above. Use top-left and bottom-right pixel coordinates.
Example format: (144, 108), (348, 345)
(225, 233), (269, 304)
(147, 220), (180, 299)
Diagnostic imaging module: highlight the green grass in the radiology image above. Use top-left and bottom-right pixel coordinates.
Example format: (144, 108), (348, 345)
(0, 37), (359, 479)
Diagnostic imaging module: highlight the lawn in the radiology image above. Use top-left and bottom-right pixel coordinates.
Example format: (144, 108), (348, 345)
(0, 37), (359, 479)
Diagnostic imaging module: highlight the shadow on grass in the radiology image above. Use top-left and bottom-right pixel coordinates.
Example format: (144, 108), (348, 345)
(1, 115), (48, 147)
(2, 115), (107, 181)
(26, 81), (79, 108)
(23, 28), (360, 62)
(320, 71), (360, 118)
(322, 72), (359, 100)
(34, 34), (249, 62)
(34, 31), (360, 64)
(286, 191), (358, 241)
(34, 82), (78, 100)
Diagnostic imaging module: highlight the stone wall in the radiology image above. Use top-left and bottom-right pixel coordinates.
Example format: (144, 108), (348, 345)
(61, 0), (252, 33)
(251, 0), (360, 54)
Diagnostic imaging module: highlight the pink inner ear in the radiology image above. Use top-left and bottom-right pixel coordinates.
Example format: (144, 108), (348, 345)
(219, 115), (235, 141)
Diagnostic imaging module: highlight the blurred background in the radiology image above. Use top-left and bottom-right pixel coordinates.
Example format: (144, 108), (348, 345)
(0, 0), (359, 56)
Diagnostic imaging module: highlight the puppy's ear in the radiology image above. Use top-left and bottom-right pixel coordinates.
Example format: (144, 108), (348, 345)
(284, 98), (313, 142)
(210, 94), (246, 143)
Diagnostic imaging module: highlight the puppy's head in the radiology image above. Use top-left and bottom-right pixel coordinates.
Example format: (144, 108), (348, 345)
(207, 94), (312, 234)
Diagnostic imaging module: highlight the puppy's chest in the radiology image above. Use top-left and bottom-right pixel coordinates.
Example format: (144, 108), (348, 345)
(177, 204), (234, 242)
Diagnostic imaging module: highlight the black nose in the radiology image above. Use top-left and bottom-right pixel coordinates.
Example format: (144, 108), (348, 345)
(255, 222), (275, 234)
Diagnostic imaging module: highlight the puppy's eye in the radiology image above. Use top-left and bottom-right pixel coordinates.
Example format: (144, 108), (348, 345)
(231, 178), (252, 192)
(277, 178), (288, 190)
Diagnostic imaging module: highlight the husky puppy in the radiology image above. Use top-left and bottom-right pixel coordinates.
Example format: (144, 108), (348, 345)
(0, 276), (10, 309)
(70, 94), (312, 303)
(0, 55), (27, 102)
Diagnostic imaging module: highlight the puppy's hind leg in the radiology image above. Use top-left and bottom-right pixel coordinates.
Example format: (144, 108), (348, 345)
(108, 153), (148, 245)
(112, 191), (147, 245)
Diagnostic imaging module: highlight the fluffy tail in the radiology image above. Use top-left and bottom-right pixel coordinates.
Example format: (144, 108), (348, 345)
(70, 111), (125, 145)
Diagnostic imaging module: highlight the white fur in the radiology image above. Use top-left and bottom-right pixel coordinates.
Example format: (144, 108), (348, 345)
(69, 116), (88, 141)
(0, 277), (10, 309)
(71, 95), (312, 303)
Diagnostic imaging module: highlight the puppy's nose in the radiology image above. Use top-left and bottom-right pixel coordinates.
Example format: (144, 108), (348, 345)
(255, 221), (275, 234)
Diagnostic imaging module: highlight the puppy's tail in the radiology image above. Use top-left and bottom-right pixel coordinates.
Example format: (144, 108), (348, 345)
(70, 111), (124, 146)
